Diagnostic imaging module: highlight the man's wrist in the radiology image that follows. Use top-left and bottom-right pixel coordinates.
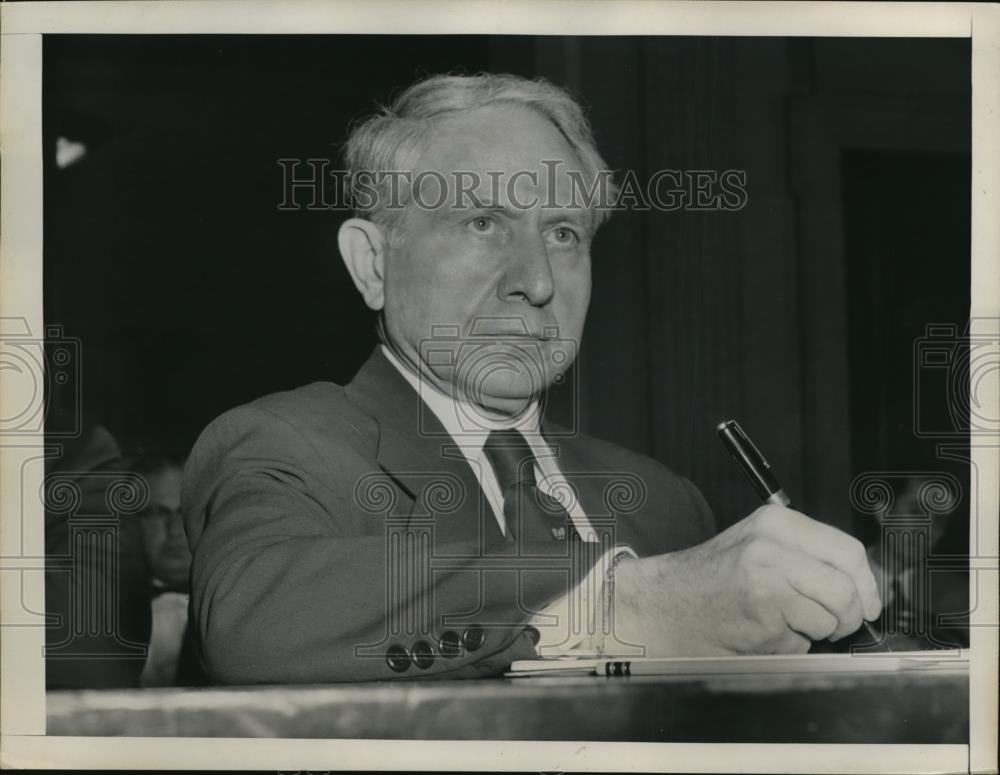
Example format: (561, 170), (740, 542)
(602, 548), (637, 613)
(595, 547), (638, 657)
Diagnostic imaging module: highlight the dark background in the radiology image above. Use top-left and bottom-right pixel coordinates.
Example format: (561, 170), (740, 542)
(43, 36), (970, 547)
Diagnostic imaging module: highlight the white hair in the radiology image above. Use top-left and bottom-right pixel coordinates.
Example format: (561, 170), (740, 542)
(343, 72), (617, 241)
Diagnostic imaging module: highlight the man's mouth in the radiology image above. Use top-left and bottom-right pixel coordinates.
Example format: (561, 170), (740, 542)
(466, 317), (557, 340)
(468, 331), (554, 341)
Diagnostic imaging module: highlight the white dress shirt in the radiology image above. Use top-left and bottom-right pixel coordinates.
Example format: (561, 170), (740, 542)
(381, 344), (601, 541)
(381, 344), (635, 656)
(139, 586), (189, 687)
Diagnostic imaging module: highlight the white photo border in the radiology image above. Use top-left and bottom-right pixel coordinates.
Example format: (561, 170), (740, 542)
(1, 2), (997, 772)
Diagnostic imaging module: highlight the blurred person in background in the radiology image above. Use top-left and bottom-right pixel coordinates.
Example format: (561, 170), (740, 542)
(129, 450), (193, 687)
(45, 423), (151, 688)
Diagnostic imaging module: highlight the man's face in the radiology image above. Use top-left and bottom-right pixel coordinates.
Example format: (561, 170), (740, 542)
(138, 464), (192, 590)
(381, 104), (594, 417)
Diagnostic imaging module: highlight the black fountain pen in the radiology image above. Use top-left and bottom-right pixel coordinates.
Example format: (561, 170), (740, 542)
(717, 419), (883, 646)
(717, 420), (790, 507)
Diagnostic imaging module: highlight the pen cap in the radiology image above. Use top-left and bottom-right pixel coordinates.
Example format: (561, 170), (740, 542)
(717, 420), (783, 501)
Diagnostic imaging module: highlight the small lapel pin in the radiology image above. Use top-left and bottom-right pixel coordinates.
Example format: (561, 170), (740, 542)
(551, 526), (566, 540)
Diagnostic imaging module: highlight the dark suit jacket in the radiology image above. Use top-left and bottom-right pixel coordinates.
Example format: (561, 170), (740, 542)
(183, 348), (715, 684)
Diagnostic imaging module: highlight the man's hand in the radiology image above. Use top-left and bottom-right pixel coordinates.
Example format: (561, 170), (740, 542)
(611, 505), (882, 656)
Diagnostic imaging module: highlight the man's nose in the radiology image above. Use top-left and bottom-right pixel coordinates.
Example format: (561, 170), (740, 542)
(499, 232), (555, 307)
(167, 512), (186, 538)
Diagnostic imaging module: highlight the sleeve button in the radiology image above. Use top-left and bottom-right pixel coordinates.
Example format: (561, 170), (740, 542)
(438, 630), (462, 658)
(462, 626), (485, 652)
(385, 644), (411, 673)
(411, 640), (435, 669)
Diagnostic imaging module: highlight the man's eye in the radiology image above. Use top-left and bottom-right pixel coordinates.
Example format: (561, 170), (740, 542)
(548, 226), (580, 247)
(467, 215), (496, 234)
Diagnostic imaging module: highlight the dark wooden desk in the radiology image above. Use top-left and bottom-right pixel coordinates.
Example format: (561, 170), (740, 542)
(47, 666), (968, 742)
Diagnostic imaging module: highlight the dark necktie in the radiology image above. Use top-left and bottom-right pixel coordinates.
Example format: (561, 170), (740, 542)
(482, 428), (576, 550)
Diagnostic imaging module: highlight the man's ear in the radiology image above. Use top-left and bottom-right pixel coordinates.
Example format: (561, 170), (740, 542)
(338, 217), (387, 310)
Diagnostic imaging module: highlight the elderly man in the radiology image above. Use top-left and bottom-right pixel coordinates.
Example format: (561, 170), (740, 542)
(183, 73), (880, 684)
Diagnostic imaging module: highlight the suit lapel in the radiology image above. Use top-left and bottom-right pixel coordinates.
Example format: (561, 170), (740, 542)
(345, 349), (632, 552)
(344, 348), (490, 545)
(345, 348), (443, 487)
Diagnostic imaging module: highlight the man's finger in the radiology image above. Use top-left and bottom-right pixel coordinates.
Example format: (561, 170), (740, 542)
(777, 583), (839, 641)
(771, 627), (811, 655)
(780, 550), (866, 640)
(757, 507), (882, 620)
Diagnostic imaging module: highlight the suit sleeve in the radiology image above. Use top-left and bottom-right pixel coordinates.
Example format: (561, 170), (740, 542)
(183, 405), (594, 684)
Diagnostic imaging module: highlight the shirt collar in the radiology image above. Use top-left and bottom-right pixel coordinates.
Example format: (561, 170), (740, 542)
(379, 344), (541, 452)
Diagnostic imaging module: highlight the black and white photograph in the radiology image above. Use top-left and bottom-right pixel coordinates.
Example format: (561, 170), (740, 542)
(0, 2), (997, 772)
